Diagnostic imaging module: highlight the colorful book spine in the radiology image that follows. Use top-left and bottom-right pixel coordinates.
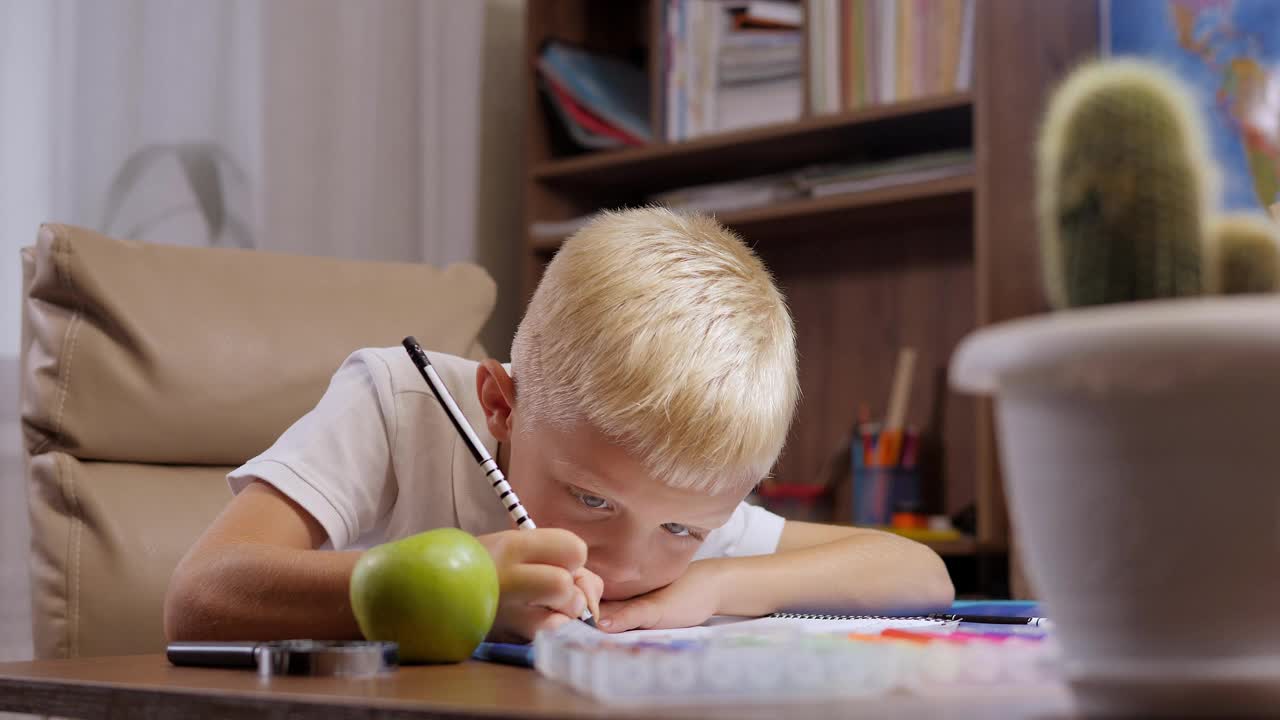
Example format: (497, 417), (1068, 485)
(863, 0), (878, 105)
(819, 0), (973, 111)
(808, 0), (823, 114)
(939, 0), (961, 92)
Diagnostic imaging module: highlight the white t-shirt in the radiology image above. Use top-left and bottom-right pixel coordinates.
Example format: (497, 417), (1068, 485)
(228, 347), (786, 560)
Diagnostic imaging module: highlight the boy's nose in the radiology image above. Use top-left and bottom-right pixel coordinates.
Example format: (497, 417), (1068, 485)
(585, 550), (643, 590)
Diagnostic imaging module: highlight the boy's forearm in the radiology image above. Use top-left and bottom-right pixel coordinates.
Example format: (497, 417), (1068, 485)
(165, 544), (365, 642)
(708, 534), (954, 617)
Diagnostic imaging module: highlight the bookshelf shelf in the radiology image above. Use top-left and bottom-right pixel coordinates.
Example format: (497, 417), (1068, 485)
(532, 92), (973, 193)
(530, 172), (975, 252)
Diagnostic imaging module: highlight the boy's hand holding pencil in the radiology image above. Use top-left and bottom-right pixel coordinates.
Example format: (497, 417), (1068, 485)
(477, 528), (603, 643)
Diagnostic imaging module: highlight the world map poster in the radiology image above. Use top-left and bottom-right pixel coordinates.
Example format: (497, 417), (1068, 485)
(1104, 0), (1280, 214)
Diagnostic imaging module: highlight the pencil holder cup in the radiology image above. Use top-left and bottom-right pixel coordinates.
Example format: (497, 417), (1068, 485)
(851, 466), (920, 527)
(951, 296), (1280, 716)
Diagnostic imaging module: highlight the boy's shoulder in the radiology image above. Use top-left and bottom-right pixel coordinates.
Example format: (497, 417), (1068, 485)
(341, 347), (511, 538)
(345, 346), (504, 464)
(347, 346), (487, 400)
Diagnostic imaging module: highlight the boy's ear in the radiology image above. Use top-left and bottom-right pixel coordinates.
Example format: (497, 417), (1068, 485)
(476, 359), (517, 442)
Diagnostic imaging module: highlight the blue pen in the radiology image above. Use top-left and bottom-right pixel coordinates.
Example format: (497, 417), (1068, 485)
(472, 642), (535, 667)
(929, 613), (1054, 630)
(948, 624), (1050, 639)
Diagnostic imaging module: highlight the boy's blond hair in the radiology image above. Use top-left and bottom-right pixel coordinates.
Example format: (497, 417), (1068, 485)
(511, 207), (797, 494)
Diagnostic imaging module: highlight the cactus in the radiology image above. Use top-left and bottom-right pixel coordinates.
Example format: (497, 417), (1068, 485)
(1037, 59), (1218, 309)
(1209, 214), (1280, 294)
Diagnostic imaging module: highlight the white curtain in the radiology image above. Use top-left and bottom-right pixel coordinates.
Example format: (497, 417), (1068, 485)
(0, 0), (520, 665)
(259, 0), (484, 265)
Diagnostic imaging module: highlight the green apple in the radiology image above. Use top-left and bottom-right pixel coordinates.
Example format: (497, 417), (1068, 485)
(349, 528), (499, 663)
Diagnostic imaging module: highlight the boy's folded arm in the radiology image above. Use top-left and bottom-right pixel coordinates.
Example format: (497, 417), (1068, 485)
(163, 480), (365, 642)
(711, 521), (955, 617)
(598, 521), (954, 633)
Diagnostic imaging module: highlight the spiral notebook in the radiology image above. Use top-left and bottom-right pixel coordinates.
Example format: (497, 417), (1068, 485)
(607, 612), (953, 643)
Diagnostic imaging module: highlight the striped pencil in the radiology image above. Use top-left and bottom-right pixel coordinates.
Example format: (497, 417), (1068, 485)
(402, 337), (596, 628)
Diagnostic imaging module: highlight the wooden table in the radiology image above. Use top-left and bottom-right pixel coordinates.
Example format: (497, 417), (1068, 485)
(0, 653), (1074, 719)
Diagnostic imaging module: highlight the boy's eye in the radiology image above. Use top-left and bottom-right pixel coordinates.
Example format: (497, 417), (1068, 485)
(576, 492), (610, 509)
(661, 522), (691, 537)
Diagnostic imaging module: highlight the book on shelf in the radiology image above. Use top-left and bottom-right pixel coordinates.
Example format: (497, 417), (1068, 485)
(537, 41), (652, 150)
(716, 77), (803, 134)
(719, 25), (803, 83)
(540, 76), (646, 150)
(808, 0), (975, 115)
(808, 162), (972, 197)
(732, 0), (804, 28)
(795, 148), (974, 196)
(651, 172), (805, 214)
(530, 216), (597, 240)
(661, 0), (803, 142)
(530, 150), (974, 240)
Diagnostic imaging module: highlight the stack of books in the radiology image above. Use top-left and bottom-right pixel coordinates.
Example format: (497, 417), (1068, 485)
(662, 1), (804, 141)
(795, 149), (974, 197)
(809, 0), (975, 115)
(651, 171), (804, 214)
(537, 42), (652, 150)
(529, 149), (973, 238)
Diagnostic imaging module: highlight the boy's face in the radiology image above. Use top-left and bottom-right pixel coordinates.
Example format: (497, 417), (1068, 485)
(504, 417), (744, 601)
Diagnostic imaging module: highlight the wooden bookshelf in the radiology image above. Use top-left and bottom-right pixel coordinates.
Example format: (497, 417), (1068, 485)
(522, 1), (1099, 596)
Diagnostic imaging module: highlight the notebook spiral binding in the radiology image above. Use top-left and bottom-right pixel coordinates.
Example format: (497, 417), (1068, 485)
(768, 612), (942, 622)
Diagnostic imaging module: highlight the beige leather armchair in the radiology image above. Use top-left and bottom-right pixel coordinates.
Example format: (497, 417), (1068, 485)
(19, 224), (497, 660)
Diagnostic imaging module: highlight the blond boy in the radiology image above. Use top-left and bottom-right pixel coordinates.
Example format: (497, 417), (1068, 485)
(164, 208), (953, 643)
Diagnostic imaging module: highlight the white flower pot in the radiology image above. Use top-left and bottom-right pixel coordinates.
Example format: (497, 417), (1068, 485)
(950, 296), (1280, 716)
